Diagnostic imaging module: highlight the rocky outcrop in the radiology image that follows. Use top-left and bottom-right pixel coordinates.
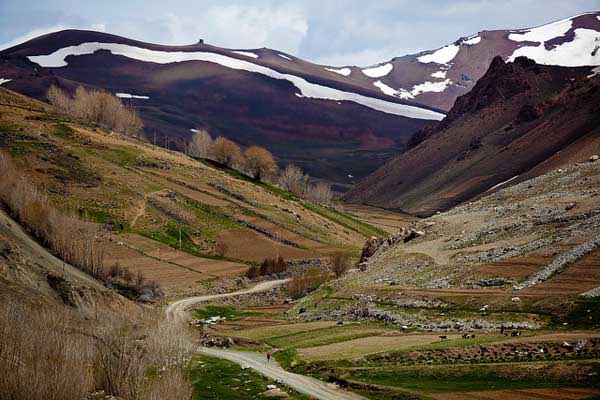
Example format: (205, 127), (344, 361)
(359, 228), (425, 265)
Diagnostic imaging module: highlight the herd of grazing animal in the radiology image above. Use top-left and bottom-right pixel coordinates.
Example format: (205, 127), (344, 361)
(438, 331), (522, 340)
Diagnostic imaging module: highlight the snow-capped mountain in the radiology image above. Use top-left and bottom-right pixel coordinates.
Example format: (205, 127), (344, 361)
(0, 12), (598, 185)
(342, 11), (600, 110)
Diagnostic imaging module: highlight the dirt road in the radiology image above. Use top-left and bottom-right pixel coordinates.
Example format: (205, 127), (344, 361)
(165, 279), (290, 322)
(201, 347), (366, 400)
(167, 279), (366, 399)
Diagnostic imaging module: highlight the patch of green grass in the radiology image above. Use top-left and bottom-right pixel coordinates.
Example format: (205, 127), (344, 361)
(183, 197), (242, 237)
(191, 355), (309, 400)
(52, 123), (74, 139)
(345, 367), (577, 393)
(549, 297), (600, 329)
(139, 227), (255, 265)
(200, 158), (297, 201)
(266, 323), (387, 349)
(303, 202), (386, 239)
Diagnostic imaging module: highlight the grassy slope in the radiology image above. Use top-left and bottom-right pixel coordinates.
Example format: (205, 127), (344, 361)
(0, 87), (384, 293)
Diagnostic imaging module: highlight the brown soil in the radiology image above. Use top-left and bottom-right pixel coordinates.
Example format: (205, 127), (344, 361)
(430, 387), (600, 400)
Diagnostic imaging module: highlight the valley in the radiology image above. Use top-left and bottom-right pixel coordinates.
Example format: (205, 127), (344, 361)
(1, 7), (599, 400)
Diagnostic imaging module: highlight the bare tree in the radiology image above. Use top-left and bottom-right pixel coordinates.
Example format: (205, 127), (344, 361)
(279, 164), (309, 196)
(243, 145), (278, 181)
(188, 129), (214, 159)
(211, 137), (242, 168)
(46, 85), (143, 137)
(330, 251), (351, 278)
(307, 182), (334, 205)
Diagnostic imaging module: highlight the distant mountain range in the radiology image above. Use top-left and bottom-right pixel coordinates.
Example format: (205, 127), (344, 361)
(0, 12), (598, 187)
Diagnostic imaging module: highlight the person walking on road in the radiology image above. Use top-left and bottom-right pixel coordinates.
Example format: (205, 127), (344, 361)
(266, 351), (271, 363)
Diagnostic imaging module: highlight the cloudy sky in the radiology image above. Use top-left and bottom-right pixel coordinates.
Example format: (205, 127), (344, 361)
(1, 0), (598, 66)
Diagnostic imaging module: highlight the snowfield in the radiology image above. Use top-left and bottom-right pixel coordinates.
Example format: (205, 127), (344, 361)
(508, 17), (572, 43)
(374, 78), (453, 99)
(0, 78), (12, 85)
(509, 28), (600, 66)
(410, 79), (452, 96)
(325, 67), (352, 76)
(463, 36), (481, 45)
(418, 44), (460, 65)
(28, 42), (445, 120)
(278, 54), (292, 60)
(232, 51), (259, 58)
(431, 70), (447, 79)
(361, 63), (393, 78)
(115, 92), (149, 99)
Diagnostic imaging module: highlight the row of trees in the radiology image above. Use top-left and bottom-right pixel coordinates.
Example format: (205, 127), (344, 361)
(189, 129), (334, 205)
(188, 129), (278, 181)
(47, 85), (144, 137)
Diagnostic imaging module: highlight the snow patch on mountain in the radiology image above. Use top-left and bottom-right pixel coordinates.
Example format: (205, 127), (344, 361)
(373, 80), (414, 99)
(361, 63), (393, 78)
(508, 17), (572, 43)
(411, 79), (453, 96)
(27, 42), (444, 120)
(509, 29), (600, 66)
(232, 51), (259, 58)
(463, 36), (481, 45)
(0, 78), (12, 85)
(418, 44), (460, 65)
(325, 67), (352, 76)
(116, 92), (149, 99)
(431, 70), (447, 78)
(374, 77), (453, 99)
(278, 54), (292, 60)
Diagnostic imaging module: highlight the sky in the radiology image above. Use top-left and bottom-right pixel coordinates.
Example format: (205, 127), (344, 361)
(1, 0), (599, 66)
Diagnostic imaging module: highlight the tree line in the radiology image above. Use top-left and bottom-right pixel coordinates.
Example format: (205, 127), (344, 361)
(188, 129), (333, 205)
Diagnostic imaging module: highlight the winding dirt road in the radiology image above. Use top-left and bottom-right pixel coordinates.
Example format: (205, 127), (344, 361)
(166, 279), (366, 400)
(165, 279), (290, 322)
(201, 347), (366, 400)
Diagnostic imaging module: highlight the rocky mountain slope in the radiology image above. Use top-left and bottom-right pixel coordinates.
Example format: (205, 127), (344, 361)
(300, 157), (600, 331)
(345, 57), (600, 215)
(1, 12), (598, 188)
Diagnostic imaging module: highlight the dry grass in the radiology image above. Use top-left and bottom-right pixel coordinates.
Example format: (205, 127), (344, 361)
(0, 300), (95, 400)
(0, 296), (195, 400)
(48, 85), (143, 137)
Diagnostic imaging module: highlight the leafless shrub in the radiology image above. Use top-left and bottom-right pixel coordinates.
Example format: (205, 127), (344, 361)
(46, 84), (71, 114)
(286, 266), (330, 299)
(94, 310), (194, 400)
(279, 164), (309, 196)
(243, 145), (278, 181)
(0, 300), (95, 400)
(47, 85), (143, 137)
(212, 136), (242, 168)
(329, 251), (351, 278)
(307, 182), (334, 205)
(188, 129), (214, 159)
